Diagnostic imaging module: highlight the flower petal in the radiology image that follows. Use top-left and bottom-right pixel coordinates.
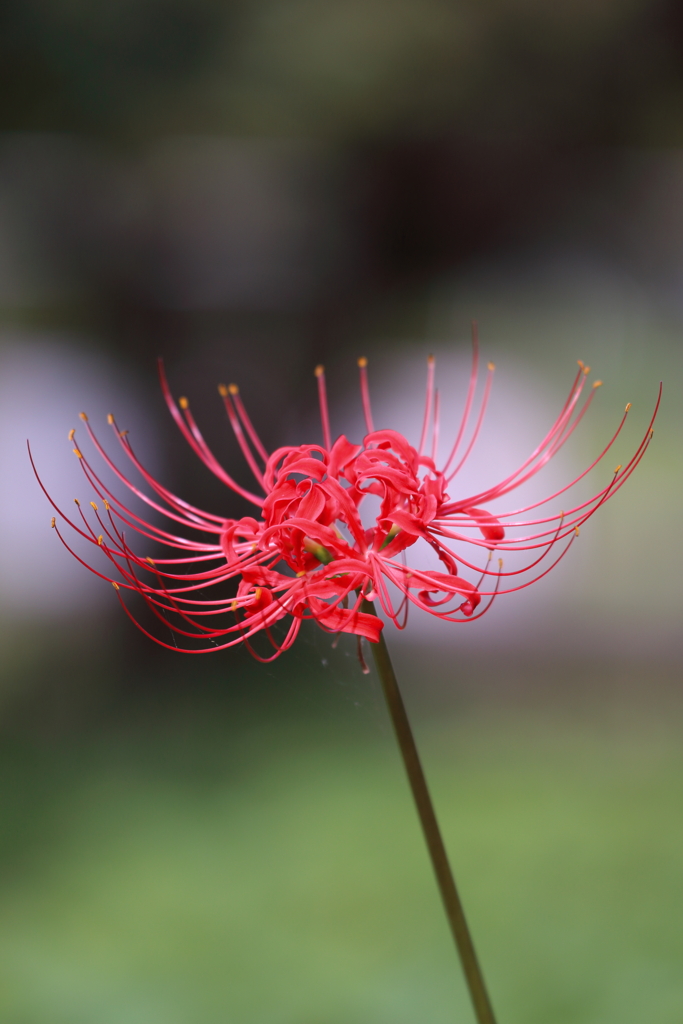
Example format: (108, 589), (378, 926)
(462, 506), (505, 543)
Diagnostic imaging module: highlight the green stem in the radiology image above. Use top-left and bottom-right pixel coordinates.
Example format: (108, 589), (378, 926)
(362, 599), (498, 1024)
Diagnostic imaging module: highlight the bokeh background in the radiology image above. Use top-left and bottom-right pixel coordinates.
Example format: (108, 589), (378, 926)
(1, 3), (683, 1022)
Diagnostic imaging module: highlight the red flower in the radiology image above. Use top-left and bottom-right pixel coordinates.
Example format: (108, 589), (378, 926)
(32, 332), (659, 660)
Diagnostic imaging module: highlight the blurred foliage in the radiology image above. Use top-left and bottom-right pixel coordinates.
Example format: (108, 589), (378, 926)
(0, 683), (682, 1023)
(2, 0), (683, 143)
(0, 0), (231, 134)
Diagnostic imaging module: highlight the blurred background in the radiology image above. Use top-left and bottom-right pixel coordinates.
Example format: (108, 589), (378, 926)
(1, 2), (683, 1021)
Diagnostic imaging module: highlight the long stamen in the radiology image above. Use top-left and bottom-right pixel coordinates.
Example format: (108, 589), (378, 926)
(180, 394), (266, 496)
(245, 617), (303, 663)
(448, 363), (589, 509)
(430, 389), (440, 465)
(98, 414), (224, 526)
(99, 505), (242, 585)
(512, 374), (603, 488)
(76, 424), (225, 543)
(108, 523), (282, 633)
(358, 357), (375, 434)
(418, 354), (435, 456)
(446, 361), (495, 482)
(438, 389), (631, 525)
(429, 516), (566, 579)
(384, 559), (502, 624)
(158, 359), (264, 507)
(230, 386), (270, 464)
(472, 532), (579, 598)
(314, 365), (332, 451)
(113, 536), (240, 636)
(111, 592), (262, 653)
(494, 365), (592, 493)
(218, 384), (266, 489)
(481, 384), (656, 521)
(442, 320), (479, 475)
(28, 443), (106, 546)
(435, 463), (624, 548)
(118, 564), (267, 642)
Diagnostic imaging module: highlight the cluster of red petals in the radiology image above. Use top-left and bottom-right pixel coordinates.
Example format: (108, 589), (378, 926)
(32, 335), (660, 659)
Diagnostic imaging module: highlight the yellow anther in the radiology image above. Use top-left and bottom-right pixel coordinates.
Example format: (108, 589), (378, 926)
(498, 558), (504, 569)
(625, 402), (632, 412)
(593, 380), (603, 389)
(50, 517), (56, 528)
(614, 464), (622, 474)
(68, 428), (75, 441)
(90, 501), (98, 511)
(253, 587), (262, 602)
(577, 359), (584, 368)
(583, 365), (590, 375)
(112, 581), (120, 591)
(488, 361), (495, 371)
(649, 428), (654, 438)
(97, 535), (103, 546)
(218, 383), (228, 397)
(146, 556), (155, 566)
(119, 429), (128, 437)
(79, 412), (88, 421)
(427, 354), (435, 366)
(73, 448), (82, 458)
(228, 383), (239, 395)
(74, 498), (80, 506)
(314, 364), (324, 377)
(107, 413), (114, 425)
(357, 356), (368, 368)
(574, 526), (580, 537)
(231, 599), (238, 613)
(179, 396), (189, 409)
(296, 570), (306, 577)
(103, 500), (110, 510)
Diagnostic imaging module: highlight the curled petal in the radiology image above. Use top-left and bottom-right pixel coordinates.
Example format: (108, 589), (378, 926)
(365, 429), (419, 469)
(220, 517), (263, 564)
(408, 570), (481, 616)
(327, 435), (362, 478)
(462, 506), (505, 543)
(307, 597), (383, 641)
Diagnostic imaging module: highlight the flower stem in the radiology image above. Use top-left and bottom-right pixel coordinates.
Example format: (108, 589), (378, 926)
(362, 599), (498, 1024)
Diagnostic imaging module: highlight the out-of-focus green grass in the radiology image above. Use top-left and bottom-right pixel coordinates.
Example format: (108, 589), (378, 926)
(0, 691), (682, 1024)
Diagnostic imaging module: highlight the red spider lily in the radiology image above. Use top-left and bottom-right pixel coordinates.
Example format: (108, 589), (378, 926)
(31, 331), (660, 661)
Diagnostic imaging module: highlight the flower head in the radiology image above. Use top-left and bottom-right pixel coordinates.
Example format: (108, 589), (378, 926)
(32, 329), (659, 659)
